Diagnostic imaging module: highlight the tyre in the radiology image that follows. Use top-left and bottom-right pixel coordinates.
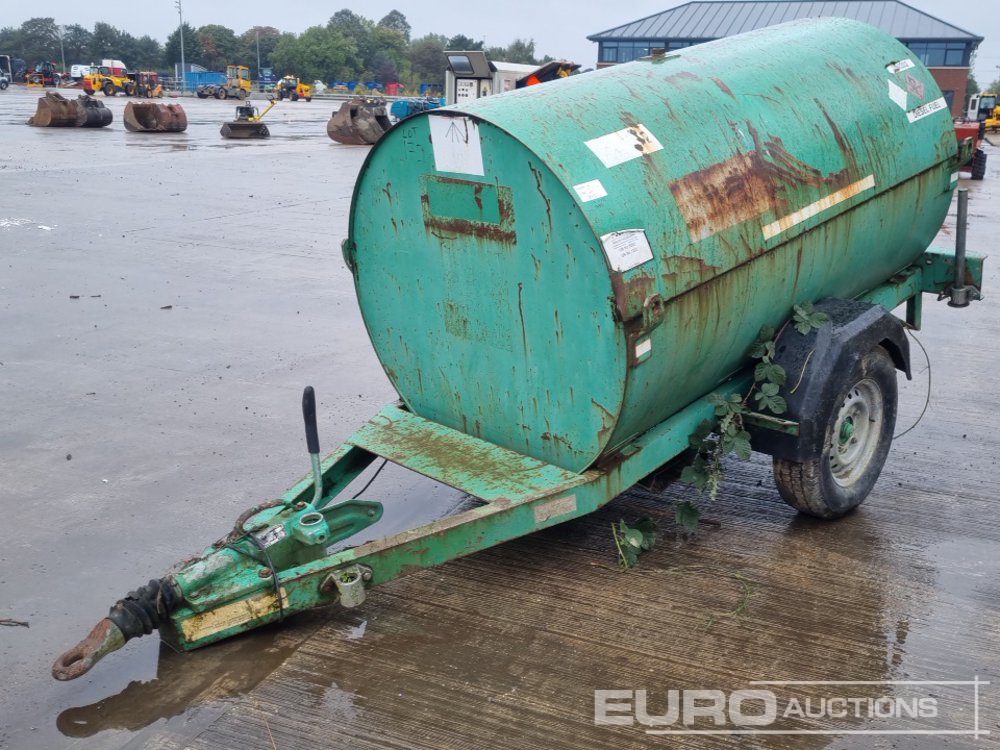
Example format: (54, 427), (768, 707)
(197, 90), (207, 99)
(216, 88), (227, 100)
(291, 92), (299, 101)
(103, 81), (116, 96)
(124, 83), (136, 96)
(971, 148), (987, 181)
(0, 79), (7, 90)
(773, 346), (897, 519)
(237, 88), (246, 100)
(305, 96), (312, 102)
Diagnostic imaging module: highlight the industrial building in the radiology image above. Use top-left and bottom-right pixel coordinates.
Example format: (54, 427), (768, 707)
(588, 0), (982, 116)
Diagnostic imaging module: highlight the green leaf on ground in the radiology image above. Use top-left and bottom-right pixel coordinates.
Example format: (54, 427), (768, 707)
(614, 518), (658, 569)
(675, 501), (701, 530)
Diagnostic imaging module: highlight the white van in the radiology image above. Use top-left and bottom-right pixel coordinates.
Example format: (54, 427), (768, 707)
(70, 64), (93, 79)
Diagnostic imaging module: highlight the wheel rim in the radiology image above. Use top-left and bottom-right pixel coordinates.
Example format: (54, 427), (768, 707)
(828, 378), (884, 487)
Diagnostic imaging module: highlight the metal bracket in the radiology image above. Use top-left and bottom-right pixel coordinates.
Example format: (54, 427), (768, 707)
(742, 411), (800, 436)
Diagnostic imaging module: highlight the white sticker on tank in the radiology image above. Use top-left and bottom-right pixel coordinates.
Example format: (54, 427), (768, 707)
(574, 179), (608, 202)
(888, 80), (908, 110)
(585, 124), (663, 168)
(635, 338), (652, 359)
(907, 98), (947, 124)
(600, 229), (654, 272)
(429, 116), (485, 176)
(886, 59), (915, 75)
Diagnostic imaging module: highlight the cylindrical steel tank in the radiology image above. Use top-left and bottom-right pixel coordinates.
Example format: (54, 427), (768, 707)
(346, 18), (957, 473)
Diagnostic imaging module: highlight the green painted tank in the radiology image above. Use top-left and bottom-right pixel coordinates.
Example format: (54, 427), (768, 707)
(345, 17), (958, 473)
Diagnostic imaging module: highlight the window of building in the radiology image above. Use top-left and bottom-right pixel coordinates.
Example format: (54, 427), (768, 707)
(599, 39), (694, 63)
(906, 41), (970, 67)
(447, 55), (475, 75)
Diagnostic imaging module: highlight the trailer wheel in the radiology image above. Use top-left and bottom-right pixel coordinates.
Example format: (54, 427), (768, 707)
(103, 81), (116, 97)
(971, 148), (987, 181)
(772, 346), (897, 519)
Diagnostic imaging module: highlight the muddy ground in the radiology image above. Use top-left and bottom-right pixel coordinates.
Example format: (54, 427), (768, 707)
(1, 85), (998, 749)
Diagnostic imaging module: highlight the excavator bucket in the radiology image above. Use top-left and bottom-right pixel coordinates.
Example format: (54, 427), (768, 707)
(123, 101), (188, 132)
(27, 92), (112, 128)
(326, 98), (392, 145)
(220, 121), (270, 139)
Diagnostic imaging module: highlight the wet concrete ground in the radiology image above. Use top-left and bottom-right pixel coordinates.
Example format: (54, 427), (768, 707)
(1, 84), (998, 749)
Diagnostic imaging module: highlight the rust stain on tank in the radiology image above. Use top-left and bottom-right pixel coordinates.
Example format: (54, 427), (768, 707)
(712, 77), (735, 98)
(609, 269), (656, 322)
(669, 121), (853, 243)
(662, 255), (720, 288)
(420, 186), (517, 246)
(529, 163), (553, 235)
(665, 71), (700, 85)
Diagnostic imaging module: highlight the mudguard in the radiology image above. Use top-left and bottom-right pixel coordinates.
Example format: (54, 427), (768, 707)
(749, 298), (911, 462)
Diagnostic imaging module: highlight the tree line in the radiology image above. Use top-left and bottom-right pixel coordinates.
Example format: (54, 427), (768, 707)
(0, 10), (551, 86)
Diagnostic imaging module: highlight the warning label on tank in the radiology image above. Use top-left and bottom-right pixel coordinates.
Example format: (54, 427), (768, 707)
(429, 116), (485, 176)
(600, 229), (654, 272)
(907, 98), (947, 124)
(886, 59), (915, 75)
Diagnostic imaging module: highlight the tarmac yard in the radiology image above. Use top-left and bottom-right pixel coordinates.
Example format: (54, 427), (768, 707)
(1, 85), (999, 749)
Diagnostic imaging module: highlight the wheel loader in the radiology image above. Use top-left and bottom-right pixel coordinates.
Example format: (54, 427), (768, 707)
(83, 66), (136, 97)
(274, 76), (312, 101)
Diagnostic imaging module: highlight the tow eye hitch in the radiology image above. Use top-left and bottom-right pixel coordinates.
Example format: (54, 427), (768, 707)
(52, 386), (382, 680)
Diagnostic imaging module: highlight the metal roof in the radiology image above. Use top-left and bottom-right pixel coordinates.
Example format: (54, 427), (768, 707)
(588, 1), (983, 42)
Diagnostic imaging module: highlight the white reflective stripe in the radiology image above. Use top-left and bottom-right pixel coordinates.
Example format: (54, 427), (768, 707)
(762, 175), (876, 240)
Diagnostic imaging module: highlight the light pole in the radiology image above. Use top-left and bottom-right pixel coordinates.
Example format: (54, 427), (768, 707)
(175, 0), (185, 94)
(57, 25), (66, 78)
(256, 28), (261, 91)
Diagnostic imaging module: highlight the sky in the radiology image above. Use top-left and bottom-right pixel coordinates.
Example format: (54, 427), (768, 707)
(7, 0), (1000, 86)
